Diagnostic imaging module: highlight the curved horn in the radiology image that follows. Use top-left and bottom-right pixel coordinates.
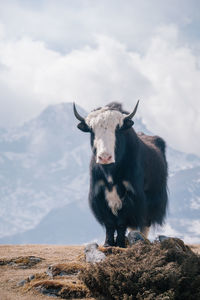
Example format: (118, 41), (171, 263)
(73, 102), (85, 122)
(124, 100), (140, 120)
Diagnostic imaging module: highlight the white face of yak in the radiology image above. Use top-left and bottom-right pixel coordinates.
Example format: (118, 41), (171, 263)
(86, 107), (126, 164)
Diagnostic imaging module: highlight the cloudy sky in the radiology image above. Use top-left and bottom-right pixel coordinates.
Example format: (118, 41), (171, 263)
(0, 0), (200, 155)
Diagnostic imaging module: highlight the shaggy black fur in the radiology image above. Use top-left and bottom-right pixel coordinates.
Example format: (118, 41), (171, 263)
(75, 102), (168, 247)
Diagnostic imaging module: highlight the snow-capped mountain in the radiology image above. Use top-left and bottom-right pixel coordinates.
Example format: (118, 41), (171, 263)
(0, 103), (199, 244)
(165, 166), (200, 243)
(0, 103), (90, 239)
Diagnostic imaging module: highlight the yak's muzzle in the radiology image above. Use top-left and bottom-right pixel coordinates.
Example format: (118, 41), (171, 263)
(96, 152), (115, 164)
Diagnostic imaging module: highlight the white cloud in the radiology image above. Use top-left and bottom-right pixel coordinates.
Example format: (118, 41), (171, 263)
(188, 220), (200, 236)
(149, 220), (200, 244)
(151, 222), (182, 239)
(178, 219), (200, 244)
(191, 197), (200, 210)
(1, 0), (199, 53)
(0, 34), (152, 124)
(0, 23), (5, 39)
(137, 25), (200, 154)
(0, 23), (200, 155)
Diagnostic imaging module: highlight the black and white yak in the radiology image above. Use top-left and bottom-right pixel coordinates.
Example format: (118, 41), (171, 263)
(73, 102), (168, 247)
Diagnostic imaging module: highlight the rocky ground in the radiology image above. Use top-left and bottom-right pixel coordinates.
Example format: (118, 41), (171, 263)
(0, 241), (199, 300)
(0, 244), (93, 300)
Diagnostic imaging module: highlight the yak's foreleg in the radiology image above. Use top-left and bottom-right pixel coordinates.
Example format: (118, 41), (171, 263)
(104, 225), (115, 247)
(116, 224), (126, 248)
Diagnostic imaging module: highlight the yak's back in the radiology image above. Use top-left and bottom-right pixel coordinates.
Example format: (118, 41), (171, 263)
(137, 132), (166, 156)
(137, 132), (168, 194)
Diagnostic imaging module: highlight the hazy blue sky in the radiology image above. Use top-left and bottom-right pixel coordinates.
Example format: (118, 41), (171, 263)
(0, 0), (200, 154)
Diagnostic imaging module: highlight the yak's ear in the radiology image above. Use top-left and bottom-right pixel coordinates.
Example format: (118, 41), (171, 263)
(120, 118), (134, 130)
(77, 121), (91, 132)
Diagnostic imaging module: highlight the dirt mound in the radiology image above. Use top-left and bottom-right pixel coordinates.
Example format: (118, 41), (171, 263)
(31, 280), (89, 299)
(46, 262), (86, 277)
(80, 238), (200, 300)
(0, 256), (43, 268)
(23, 261), (90, 298)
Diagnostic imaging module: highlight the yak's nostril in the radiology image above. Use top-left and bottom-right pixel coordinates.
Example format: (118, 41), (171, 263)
(98, 154), (112, 163)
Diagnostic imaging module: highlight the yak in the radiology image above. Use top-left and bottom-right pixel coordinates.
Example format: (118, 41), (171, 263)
(73, 101), (168, 247)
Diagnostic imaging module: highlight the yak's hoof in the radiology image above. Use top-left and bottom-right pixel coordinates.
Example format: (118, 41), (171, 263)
(116, 240), (126, 248)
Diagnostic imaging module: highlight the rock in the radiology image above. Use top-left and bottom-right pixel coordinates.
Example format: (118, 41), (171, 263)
(28, 274), (35, 281)
(127, 231), (145, 246)
(17, 274), (35, 287)
(17, 279), (27, 286)
(158, 235), (171, 242)
(46, 265), (54, 277)
(84, 243), (106, 263)
(85, 243), (98, 252)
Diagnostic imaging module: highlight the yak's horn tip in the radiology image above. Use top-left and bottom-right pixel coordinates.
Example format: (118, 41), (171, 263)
(124, 100), (140, 120)
(73, 102), (85, 122)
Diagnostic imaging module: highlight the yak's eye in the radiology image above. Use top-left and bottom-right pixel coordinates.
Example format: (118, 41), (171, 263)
(77, 122), (91, 132)
(120, 119), (134, 130)
(116, 124), (120, 131)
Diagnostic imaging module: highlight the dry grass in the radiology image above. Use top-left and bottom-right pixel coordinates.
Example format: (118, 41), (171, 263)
(0, 243), (199, 300)
(190, 244), (200, 254)
(81, 239), (200, 300)
(0, 244), (94, 300)
(0, 290), (48, 300)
